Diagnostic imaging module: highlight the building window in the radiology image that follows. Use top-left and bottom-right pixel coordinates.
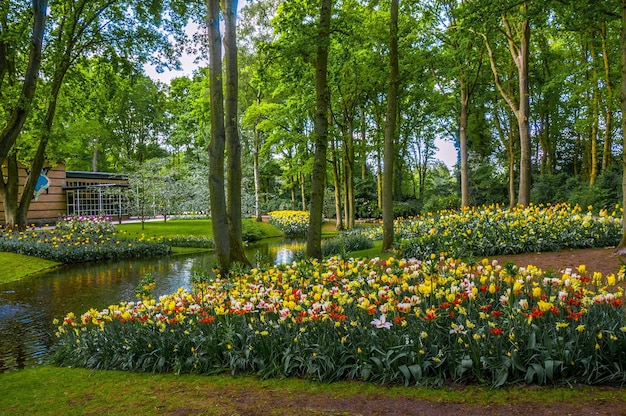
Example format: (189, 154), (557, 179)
(66, 186), (128, 217)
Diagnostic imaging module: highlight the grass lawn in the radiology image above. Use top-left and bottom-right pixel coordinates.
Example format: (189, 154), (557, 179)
(116, 218), (284, 240)
(0, 366), (624, 415)
(116, 219), (216, 238)
(0, 252), (59, 283)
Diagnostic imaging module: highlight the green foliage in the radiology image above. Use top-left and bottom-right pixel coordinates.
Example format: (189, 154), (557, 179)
(393, 201), (421, 219)
(355, 197), (381, 219)
(52, 256), (626, 387)
(532, 166), (623, 211)
(321, 232), (374, 257)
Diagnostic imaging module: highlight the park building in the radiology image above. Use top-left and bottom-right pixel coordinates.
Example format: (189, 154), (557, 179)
(0, 162), (130, 225)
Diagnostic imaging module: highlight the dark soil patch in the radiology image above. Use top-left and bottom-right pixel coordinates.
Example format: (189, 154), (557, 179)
(492, 247), (626, 278)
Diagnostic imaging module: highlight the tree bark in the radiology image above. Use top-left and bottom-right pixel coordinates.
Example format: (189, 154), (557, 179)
(306, 0), (331, 259)
(589, 39), (599, 186)
(330, 135), (343, 230)
(459, 72), (470, 207)
(482, 7), (531, 206)
(0, 155), (20, 226)
(223, 0), (249, 266)
(382, 0), (398, 253)
(0, 0), (47, 162)
(206, 0), (231, 272)
(616, 0), (626, 254)
(343, 117), (355, 229)
(254, 88), (262, 222)
(601, 22), (614, 171)
(515, 15), (531, 206)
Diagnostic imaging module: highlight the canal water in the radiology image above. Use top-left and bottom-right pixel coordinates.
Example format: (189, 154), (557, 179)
(0, 238), (305, 372)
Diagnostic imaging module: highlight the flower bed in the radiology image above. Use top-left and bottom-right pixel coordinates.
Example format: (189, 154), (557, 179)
(52, 256), (626, 387)
(56, 214), (117, 235)
(0, 224), (170, 264)
(268, 210), (309, 237)
(391, 203), (622, 259)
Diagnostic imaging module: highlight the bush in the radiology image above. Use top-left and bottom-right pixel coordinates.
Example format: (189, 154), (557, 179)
(321, 232), (375, 257)
(242, 220), (265, 242)
(355, 198), (381, 219)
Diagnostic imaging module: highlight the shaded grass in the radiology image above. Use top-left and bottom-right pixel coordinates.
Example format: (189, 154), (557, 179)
(0, 252), (59, 283)
(348, 240), (383, 259)
(0, 366), (624, 416)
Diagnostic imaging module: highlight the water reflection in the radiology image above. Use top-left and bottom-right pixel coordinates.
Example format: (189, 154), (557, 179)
(0, 238), (299, 372)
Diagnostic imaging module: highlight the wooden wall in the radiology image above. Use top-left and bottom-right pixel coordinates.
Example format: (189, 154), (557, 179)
(0, 163), (67, 225)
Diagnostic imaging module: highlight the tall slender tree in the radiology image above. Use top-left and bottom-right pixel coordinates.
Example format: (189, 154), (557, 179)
(306, 0), (332, 259)
(615, 0), (626, 255)
(206, 0), (231, 270)
(0, 0), (47, 163)
(382, 0), (399, 252)
(223, 0), (249, 266)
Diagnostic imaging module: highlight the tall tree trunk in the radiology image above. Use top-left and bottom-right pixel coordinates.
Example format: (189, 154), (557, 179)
(360, 107), (367, 181)
(0, 0), (47, 162)
(616, 0), (626, 253)
(0, 155), (20, 226)
(300, 172), (307, 211)
(459, 72), (470, 207)
(482, 8), (531, 206)
(306, 0), (331, 259)
(14, 45), (69, 228)
(330, 136), (343, 230)
(516, 15), (531, 206)
(253, 88), (262, 222)
(615, 0), (626, 254)
(601, 22), (614, 171)
(382, 0), (398, 252)
(493, 101), (516, 208)
(253, 130), (262, 221)
(344, 118), (355, 229)
(589, 39), (600, 186)
(223, 0), (249, 266)
(206, 0), (231, 272)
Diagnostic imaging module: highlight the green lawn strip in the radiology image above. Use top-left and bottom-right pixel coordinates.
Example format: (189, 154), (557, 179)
(116, 218), (283, 241)
(116, 219), (215, 239)
(0, 252), (60, 283)
(1, 367), (624, 416)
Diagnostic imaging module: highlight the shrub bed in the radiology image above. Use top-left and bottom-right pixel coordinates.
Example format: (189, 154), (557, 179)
(52, 256), (626, 387)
